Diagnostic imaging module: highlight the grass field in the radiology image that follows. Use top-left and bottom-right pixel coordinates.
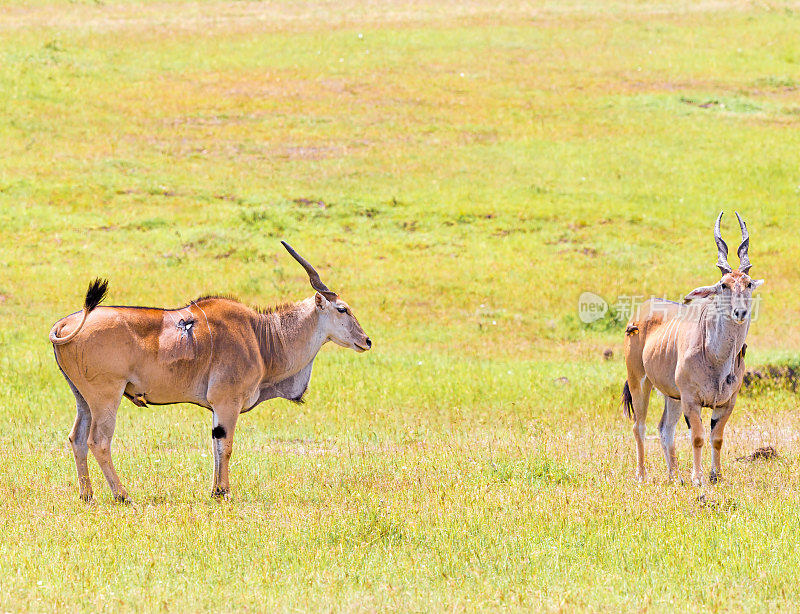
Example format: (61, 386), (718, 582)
(2, 0), (800, 611)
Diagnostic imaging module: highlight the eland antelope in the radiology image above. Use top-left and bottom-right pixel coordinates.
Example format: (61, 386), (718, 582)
(622, 212), (763, 486)
(50, 241), (371, 501)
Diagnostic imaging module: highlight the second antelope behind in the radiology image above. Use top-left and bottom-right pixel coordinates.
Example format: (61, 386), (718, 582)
(622, 212), (763, 486)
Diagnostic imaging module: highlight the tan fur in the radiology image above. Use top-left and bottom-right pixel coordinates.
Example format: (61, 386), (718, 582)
(157, 310), (198, 363)
(51, 251), (371, 501)
(622, 213), (764, 486)
(623, 263), (762, 486)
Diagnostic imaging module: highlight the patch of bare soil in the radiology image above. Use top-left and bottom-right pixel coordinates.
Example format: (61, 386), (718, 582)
(280, 146), (343, 160)
(736, 446), (780, 462)
(293, 198), (329, 209)
(694, 493), (738, 513)
(742, 364), (799, 391)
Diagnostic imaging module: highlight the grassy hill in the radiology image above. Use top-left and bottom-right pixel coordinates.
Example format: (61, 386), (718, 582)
(1, 1), (800, 610)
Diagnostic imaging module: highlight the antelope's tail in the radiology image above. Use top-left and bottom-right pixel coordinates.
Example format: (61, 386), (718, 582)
(49, 278), (108, 345)
(621, 380), (634, 421)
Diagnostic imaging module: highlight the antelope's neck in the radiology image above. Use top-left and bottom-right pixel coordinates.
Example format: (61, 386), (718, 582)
(702, 300), (748, 368)
(258, 298), (326, 382)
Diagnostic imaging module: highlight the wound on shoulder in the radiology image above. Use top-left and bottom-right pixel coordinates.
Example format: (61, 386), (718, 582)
(158, 312), (198, 363)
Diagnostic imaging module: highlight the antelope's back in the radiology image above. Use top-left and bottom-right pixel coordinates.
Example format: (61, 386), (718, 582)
(629, 298), (686, 336)
(53, 306), (164, 374)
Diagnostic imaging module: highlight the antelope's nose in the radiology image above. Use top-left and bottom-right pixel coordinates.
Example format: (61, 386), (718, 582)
(733, 308), (748, 321)
(365, 337), (372, 348)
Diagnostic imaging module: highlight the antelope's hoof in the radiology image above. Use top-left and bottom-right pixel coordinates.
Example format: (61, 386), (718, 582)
(212, 487), (230, 500)
(691, 475), (703, 488)
(709, 471), (722, 485)
(114, 494), (132, 504)
(79, 491), (94, 503)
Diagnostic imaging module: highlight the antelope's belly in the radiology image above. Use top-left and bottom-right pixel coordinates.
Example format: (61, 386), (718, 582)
(123, 369), (208, 407)
(641, 361), (680, 400)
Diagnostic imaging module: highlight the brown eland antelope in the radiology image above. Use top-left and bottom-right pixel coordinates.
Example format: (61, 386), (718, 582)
(622, 212), (763, 486)
(50, 241), (371, 501)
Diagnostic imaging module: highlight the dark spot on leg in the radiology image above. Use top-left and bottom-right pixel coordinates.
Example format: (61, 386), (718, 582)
(212, 425), (226, 439)
(684, 415), (691, 430)
(710, 418), (719, 431)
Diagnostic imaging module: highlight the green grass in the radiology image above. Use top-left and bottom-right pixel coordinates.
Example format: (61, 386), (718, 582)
(2, 0), (800, 611)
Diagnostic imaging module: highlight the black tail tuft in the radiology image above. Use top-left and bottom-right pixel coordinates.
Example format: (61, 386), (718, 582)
(84, 278), (108, 312)
(621, 380), (634, 420)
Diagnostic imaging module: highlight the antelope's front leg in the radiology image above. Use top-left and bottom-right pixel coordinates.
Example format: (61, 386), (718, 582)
(709, 397), (736, 484)
(683, 401), (705, 487)
(210, 405), (241, 498)
(658, 397), (683, 482)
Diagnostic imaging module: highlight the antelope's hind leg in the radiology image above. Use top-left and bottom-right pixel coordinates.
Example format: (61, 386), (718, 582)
(85, 385), (130, 502)
(66, 384), (93, 501)
(629, 378), (653, 482)
(55, 360), (94, 501)
(658, 396), (682, 483)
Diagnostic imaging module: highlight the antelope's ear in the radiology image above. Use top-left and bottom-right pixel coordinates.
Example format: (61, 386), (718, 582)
(684, 284), (720, 302)
(751, 279), (764, 290)
(315, 292), (328, 310)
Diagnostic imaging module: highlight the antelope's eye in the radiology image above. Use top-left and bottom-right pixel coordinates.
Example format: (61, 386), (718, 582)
(746, 281), (752, 289)
(337, 306), (347, 313)
(721, 283), (728, 290)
